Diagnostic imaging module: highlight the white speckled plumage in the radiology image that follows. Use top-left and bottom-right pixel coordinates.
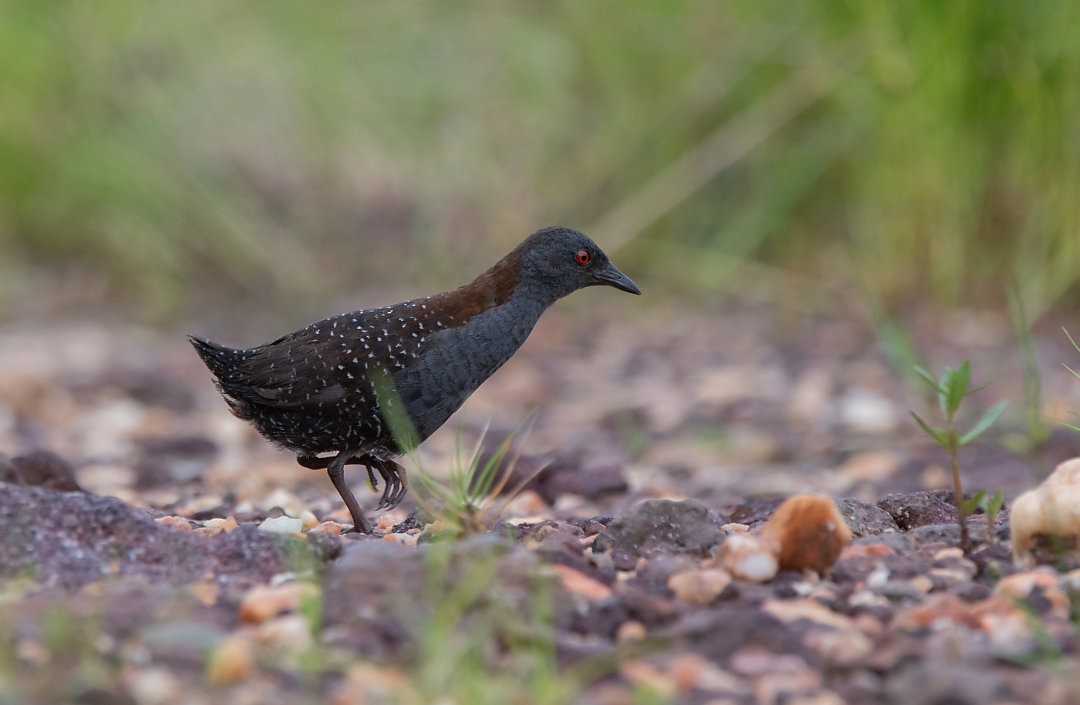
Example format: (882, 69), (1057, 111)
(189, 226), (640, 532)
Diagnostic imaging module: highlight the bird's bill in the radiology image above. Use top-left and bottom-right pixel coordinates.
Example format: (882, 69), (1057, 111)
(593, 262), (642, 295)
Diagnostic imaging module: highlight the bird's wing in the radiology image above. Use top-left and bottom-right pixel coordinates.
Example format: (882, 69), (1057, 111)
(220, 309), (439, 413)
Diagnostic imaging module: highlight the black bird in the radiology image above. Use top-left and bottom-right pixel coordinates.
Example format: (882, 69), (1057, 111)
(189, 226), (640, 533)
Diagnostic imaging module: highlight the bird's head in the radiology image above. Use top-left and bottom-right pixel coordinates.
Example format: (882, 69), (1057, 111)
(516, 226), (641, 301)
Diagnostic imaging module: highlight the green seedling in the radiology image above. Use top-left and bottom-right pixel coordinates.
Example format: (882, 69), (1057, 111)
(911, 361), (1007, 552)
(959, 488), (1006, 546)
(412, 419), (542, 538)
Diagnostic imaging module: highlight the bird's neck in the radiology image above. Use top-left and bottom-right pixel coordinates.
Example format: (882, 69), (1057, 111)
(431, 249), (561, 332)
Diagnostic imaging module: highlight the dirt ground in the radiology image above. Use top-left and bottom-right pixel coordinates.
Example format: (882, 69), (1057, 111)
(3, 301), (1080, 705)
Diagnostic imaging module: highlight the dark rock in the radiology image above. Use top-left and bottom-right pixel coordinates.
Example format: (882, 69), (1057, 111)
(320, 540), (422, 658)
(836, 498), (900, 536)
(0, 450), (83, 491)
(950, 582), (992, 603)
(571, 516), (613, 536)
(0, 482), (336, 589)
(970, 542), (1014, 581)
(539, 461), (628, 502)
(134, 435), (217, 488)
(906, 523), (963, 547)
(883, 661), (1008, 705)
(661, 604), (798, 662)
(593, 499), (727, 570)
(494, 452), (628, 504)
(727, 496), (785, 526)
(322, 534), (553, 659)
(878, 490), (957, 530)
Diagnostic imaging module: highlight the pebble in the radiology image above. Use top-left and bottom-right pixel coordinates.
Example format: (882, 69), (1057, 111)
(125, 666), (182, 705)
(620, 659), (677, 699)
(995, 569), (1069, 619)
(552, 564), (612, 601)
(667, 652), (744, 694)
(762, 599), (855, 631)
(255, 614), (314, 651)
(667, 568), (733, 605)
(615, 620), (647, 642)
(238, 582), (320, 624)
(257, 515), (304, 535)
(154, 516), (193, 531)
(803, 628), (874, 666)
(309, 520), (343, 535)
(205, 633), (255, 686)
(715, 533), (779, 583)
(196, 516), (239, 536)
(761, 495), (852, 573)
(186, 580), (221, 607)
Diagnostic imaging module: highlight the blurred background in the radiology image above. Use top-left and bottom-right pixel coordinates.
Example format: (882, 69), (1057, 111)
(1, 0), (1078, 328)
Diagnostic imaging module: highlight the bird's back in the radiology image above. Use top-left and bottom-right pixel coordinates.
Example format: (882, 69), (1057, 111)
(188, 287), (545, 454)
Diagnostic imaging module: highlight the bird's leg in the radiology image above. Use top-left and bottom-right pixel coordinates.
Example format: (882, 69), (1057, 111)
(299, 453), (381, 492)
(325, 450), (373, 534)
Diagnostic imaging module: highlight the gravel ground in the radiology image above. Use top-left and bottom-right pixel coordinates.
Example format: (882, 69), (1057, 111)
(2, 303), (1080, 704)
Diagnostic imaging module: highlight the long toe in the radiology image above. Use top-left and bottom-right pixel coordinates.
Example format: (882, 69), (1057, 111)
(376, 465), (399, 510)
(380, 461), (409, 510)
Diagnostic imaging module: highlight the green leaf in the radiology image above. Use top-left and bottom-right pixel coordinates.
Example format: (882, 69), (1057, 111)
(913, 365), (942, 392)
(985, 489), (1005, 516)
(943, 361), (971, 418)
(960, 489), (986, 516)
(910, 411), (947, 448)
(959, 400), (1008, 445)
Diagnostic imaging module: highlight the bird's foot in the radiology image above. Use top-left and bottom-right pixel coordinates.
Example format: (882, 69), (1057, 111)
(373, 458), (409, 510)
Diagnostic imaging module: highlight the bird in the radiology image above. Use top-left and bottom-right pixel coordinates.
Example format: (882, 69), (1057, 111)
(189, 226), (640, 533)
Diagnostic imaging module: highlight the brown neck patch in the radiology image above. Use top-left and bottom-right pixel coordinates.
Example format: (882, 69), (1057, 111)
(427, 246), (524, 327)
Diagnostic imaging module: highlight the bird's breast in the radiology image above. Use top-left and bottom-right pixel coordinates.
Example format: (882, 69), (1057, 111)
(393, 300), (543, 439)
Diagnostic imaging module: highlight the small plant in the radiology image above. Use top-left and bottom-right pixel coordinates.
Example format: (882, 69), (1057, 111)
(959, 488), (1006, 546)
(412, 420), (542, 538)
(910, 361), (1007, 552)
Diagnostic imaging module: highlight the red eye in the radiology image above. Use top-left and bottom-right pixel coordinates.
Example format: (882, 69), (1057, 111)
(575, 250), (591, 266)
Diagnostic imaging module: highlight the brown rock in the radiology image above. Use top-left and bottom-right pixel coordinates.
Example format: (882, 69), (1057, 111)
(238, 582), (320, 624)
(205, 633), (255, 685)
(762, 495), (852, 573)
(552, 564), (612, 601)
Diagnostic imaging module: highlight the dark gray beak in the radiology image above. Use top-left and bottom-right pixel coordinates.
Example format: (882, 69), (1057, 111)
(594, 261), (641, 295)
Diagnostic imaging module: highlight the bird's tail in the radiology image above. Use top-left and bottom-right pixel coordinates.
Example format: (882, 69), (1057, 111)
(187, 335), (245, 380)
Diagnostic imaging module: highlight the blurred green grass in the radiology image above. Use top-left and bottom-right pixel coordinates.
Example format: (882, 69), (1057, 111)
(0, 0), (1077, 320)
